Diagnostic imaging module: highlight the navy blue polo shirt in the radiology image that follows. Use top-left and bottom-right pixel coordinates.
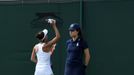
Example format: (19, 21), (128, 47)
(66, 37), (88, 65)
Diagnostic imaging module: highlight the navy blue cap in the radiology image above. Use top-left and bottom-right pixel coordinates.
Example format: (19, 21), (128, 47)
(69, 23), (80, 31)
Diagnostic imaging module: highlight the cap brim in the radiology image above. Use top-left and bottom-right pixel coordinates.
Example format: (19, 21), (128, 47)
(69, 28), (75, 31)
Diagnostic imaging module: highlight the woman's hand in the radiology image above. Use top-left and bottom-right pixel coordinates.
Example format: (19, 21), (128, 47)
(48, 19), (56, 26)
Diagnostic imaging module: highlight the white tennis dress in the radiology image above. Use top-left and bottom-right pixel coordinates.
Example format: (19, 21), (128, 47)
(34, 43), (53, 75)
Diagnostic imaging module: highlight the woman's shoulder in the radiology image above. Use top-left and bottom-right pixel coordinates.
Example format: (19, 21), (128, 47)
(80, 38), (89, 49)
(79, 37), (87, 42)
(66, 39), (72, 45)
(34, 43), (43, 47)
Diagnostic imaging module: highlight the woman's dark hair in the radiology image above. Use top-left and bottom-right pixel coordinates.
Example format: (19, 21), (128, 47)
(36, 31), (44, 40)
(76, 28), (83, 39)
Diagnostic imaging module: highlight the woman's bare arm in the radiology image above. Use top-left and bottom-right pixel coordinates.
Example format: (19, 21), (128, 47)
(31, 47), (37, 63)
(43, 19), (60, 52)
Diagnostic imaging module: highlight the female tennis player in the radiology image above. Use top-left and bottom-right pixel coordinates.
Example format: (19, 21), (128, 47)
(31, 19), (60, 75)
(64, 23), (90, 75)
